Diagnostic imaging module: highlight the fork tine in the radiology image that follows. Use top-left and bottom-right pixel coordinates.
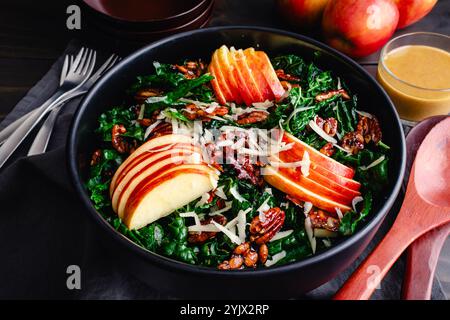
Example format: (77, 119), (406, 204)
(75, 48), (90, 74)
(83, 51), (97, 80)
(70, 47), (85, 73)
(81, 50), (96, 75)
(60, 55), (69, 86)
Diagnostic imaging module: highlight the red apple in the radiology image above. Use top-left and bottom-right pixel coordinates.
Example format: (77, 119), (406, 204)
(277, 0), (330, 30)
(322, 0), (399, 58)
(216, 46), (244, 104)
(393, 0), (437, 29)
(263, 165), (352, 213)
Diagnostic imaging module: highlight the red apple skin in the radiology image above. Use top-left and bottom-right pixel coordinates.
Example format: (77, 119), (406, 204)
(277, 0), (330, 30)
(263, 166), (352, 213)
(322, 0), (399, 58)
(244, 48), (275, 101)
(278, 150), (361, 192)
(209, 64), (227, 105)
(393, 0), (437, 29)
(282, 132), (356, 179)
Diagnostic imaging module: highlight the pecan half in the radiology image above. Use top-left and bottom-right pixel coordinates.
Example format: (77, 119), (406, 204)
(314, 116), (338, 137)
(341, 131), (364, 154)
(183, 104), (229, 121)
(174, 60), (207, 79)
(276, 69), (301, 82)
(250, 207), (286, 244)
(315, 89), (350, 102)
(356, 115), (382, 145)
(309, 209), (340, 232)
(188, 215), (227, 244)
(218, 242), (262, 269)
(320, 142), (335, 157)
(236, 111), (268, 125)
(90, 149), (102, 166)
(112, 124), (131, 154)
(135, 88), (162, 103)
(258, 244), (268, 264)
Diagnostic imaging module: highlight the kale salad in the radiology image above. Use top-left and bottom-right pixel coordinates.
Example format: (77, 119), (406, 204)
(87, 46), (389, 269)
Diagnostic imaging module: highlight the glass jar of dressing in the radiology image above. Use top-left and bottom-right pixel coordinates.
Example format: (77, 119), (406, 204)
(377, 32), (450, 123)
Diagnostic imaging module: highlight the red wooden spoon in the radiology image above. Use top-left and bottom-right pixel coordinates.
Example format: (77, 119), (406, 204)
(402, 115), (450, 300)
(334, 117), (450, 300)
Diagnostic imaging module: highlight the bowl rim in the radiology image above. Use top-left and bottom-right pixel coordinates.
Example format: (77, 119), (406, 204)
(67, 26), (406, 278)
(82, 0), (212, 24)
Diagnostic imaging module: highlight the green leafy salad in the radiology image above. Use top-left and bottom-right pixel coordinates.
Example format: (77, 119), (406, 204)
(86, 47), (389, 269)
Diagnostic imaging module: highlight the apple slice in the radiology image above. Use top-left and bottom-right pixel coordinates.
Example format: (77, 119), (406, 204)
(115, 153), (203, 216)
(112, 149), (202, 213)
(278, 149), (361, 192)
(227, 47), (255, 105)
(216, 45), (243, 104)
(270, 155), (356, 204)
(282, 132), (356, 179)
(253, 51), (285, 101)
(208, 64), (227, 105)
(110, 134), (194, 190)
(111, 143), (201, 195)
(231, 48), (265, 103)
(263, 165), (351, 214)
(209, 50), (233, 104)
(244, 48), (275, 101)
(123, 165), (218, 230)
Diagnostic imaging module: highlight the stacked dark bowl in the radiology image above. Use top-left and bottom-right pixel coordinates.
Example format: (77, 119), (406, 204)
(81, 0), (214, 44)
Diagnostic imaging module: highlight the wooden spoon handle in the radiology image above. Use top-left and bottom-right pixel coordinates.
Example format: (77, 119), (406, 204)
(333, 221), (414, 300)
(402, 223), (450, 300)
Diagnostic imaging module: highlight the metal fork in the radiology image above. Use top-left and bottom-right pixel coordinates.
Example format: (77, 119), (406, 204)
(28, 54), (120, 155)
(0, 48), (97, 168)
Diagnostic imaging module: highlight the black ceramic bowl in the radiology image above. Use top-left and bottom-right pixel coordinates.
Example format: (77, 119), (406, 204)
(68, 27), (406, 299)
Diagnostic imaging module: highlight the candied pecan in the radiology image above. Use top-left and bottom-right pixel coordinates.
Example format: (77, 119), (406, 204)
(258, 244), (268, 264)
(356, 116), (382, 145)
(236, 111), (268, 125)
(137, 118), (153, 127)
(112, 124), (130, 154)
(183, 103), (229, 121)
(280, 81), (300, 91)
(230, 156), (264, 187)
(234, 242), (251, 255)
(320, 142), (335, 157)
(315, 89), (350, 102)
(188, 215), (227, 244)
(229, 255), (244, 269)
(90, 149), (102, 166)
(243, 249), (258, 268)
(250, 207), (286, 244)
(309, 209), (340, 232)
(134, 88), (162, 103)
(341, 131), (364, 154)
(276, 69), (301, 82)
(218, 261), (230, 270)
(314, 116), (338, 137)
(174, 60), (206, 79)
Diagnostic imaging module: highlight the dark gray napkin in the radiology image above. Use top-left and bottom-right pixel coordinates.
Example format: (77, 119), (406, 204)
(0, 42), (445, 300)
